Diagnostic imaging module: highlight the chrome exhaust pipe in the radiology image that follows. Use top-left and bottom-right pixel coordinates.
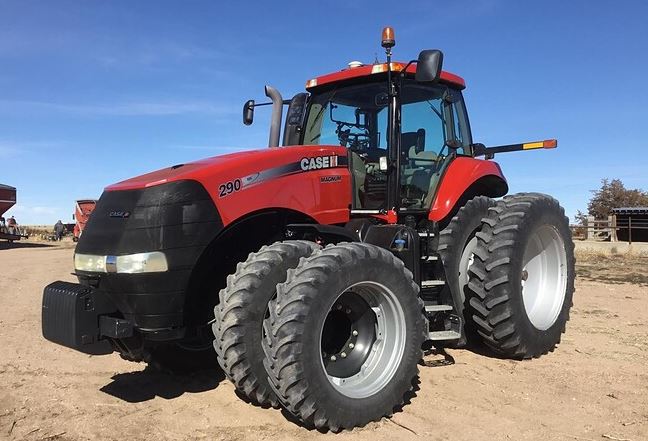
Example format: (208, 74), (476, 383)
(265, 85), (283, 148)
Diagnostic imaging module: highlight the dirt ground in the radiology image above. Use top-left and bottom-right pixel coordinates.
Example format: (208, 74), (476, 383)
(1, 242), (646, 441)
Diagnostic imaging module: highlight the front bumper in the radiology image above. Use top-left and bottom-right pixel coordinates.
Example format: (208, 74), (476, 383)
(42, 279), (190, 355)
(42, 280), (190, 356)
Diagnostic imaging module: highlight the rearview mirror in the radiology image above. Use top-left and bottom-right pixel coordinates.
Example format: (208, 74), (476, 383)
(415, 50), (444, 82)
(243, 100), (255, 125)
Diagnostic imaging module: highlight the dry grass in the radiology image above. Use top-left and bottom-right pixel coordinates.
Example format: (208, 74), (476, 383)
(576, 251), (648, 286)
(22, 225), (53, 236)
(575, 247), (648, 260)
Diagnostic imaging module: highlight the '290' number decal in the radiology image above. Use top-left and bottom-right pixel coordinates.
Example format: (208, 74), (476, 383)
(218, 179), (241, 197)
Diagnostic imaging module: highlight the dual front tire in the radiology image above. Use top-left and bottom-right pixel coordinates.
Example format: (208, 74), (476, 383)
(212, 240), (319, 407)
(263, 243), (426, 431)
(213, 241), (426, 431)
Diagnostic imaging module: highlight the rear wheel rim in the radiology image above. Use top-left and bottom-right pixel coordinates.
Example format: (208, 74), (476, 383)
(521, 225), (568, 330)
(319, 281), (406, 399)
(458, 235), (478, 301)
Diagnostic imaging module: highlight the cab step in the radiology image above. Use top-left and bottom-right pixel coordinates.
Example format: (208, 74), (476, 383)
(424, 304), (453, 312)
(421, 280), (445, 288)
(428, 330), (461, 340)
(418, 231), (434, 237)
(421, 255), (438, 261)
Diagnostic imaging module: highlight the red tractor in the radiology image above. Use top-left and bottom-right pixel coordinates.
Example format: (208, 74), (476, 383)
(42, 28), (575, 431)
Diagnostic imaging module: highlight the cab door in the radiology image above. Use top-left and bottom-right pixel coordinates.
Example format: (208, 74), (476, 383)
(398, 83), (472, 211)
(302, 83), (391, 212)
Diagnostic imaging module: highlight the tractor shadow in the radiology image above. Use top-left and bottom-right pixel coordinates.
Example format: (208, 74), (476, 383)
(100, 365), (225, 403)
(462, 341), (510, 359)
(422, 342), (512, 363)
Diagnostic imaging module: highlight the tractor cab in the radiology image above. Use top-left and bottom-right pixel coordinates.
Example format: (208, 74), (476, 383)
(244, 28), (473, 223)
(302, 70), (471, 213)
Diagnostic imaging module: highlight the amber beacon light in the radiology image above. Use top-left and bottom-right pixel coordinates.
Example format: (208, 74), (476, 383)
(381, 26), (395, 48)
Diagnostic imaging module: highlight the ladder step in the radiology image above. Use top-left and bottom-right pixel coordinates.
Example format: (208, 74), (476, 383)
(421, 255), (438, 261)
(421, 280), (445, 288)
(428, 330), (461, 341)
(425, 305), (453, 312)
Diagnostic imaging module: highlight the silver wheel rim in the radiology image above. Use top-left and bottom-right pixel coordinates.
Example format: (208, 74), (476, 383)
(458, 236), (478, 302)
(319, 281), (406, 399)
(521, 225), (568, 330)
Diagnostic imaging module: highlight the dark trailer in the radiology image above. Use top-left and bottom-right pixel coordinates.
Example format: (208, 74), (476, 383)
(612, 207), (648, 243)
(0, 184), (27, 242)
(0, 184), (16, 217)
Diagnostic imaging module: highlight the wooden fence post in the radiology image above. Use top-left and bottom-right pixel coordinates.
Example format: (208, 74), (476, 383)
(609, 215), (618, 242)
(586, 216), (594, 240)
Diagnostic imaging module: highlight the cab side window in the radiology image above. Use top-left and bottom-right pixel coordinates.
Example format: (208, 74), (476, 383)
(450, 96), (472, 155)
(399, 84), (447, 208)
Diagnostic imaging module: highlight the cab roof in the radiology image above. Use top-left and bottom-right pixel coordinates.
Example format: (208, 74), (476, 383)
(305, 62), (466, 91)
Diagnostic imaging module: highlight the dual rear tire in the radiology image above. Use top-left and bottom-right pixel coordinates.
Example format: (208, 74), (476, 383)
(466, 193), (575, 358)
(438, 193), (574, 357)
(437, 196), (496, 345)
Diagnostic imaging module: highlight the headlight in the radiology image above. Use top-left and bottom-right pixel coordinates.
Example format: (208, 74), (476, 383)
(115, 252), (168, 273)
(74, 252), (168, 274)
(74, 254), (107, 272)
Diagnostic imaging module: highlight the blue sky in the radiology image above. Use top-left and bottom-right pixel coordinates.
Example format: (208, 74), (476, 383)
(1, 0), (647, 224)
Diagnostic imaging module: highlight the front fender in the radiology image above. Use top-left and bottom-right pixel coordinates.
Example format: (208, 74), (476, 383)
(429, 157), (507, 222)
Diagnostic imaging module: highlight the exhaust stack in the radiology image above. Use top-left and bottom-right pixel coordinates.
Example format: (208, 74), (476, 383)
(265, 85), (283, 147)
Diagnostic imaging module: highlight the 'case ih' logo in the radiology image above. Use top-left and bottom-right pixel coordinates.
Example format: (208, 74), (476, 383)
(300, 155), (338, 171)
(109, 211), (130, 218)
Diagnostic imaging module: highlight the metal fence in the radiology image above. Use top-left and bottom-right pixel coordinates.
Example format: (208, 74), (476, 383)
(570, 214), (648, 243)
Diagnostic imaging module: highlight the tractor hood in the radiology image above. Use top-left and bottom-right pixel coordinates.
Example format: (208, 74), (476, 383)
(103, 145), (351, 226)
(105, 148), (272, 192)
(105, 146), (347, 192)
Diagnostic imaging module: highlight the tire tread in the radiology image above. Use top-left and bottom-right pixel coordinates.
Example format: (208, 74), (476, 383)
(466, 193), (576, 359)
(212, 240), (319, 407)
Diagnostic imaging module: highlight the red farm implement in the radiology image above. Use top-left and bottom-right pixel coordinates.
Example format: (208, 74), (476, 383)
(0, 184), (28, 242)
(73, 199), (97, 242)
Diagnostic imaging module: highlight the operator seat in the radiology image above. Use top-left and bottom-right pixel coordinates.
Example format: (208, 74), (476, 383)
(401, 130), (437, 207)
(349, 144), (389, 209)
(349, 151), (366, 207)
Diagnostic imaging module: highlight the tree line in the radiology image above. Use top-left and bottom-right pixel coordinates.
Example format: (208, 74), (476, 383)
(575, 179), (648, 225)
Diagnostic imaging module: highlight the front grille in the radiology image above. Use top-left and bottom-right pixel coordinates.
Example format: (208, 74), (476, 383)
(74, 180), (223, 330)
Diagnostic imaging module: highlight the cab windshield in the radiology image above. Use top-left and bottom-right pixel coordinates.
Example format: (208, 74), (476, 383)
(303, 79), (471, 210)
